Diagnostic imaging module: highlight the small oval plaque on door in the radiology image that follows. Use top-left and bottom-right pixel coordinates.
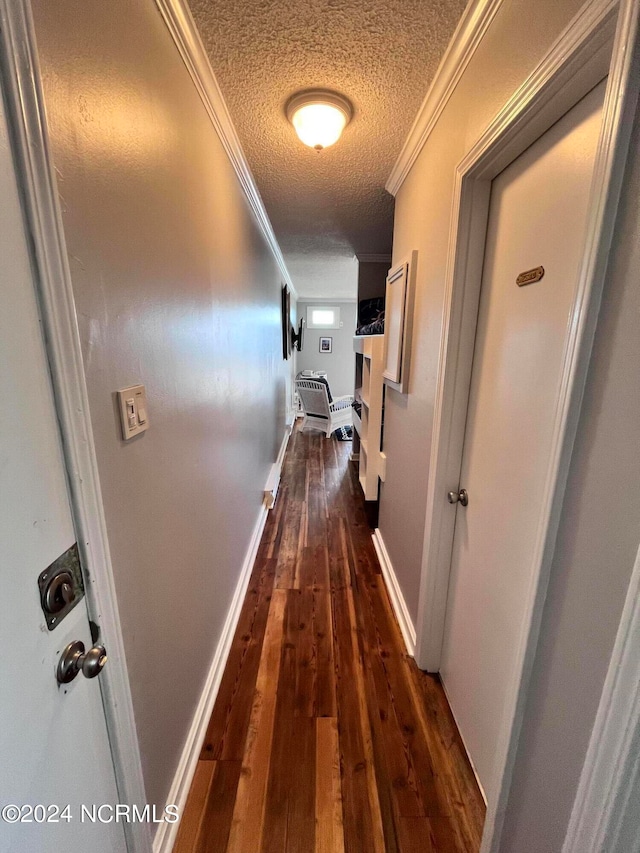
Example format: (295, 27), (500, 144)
(516, 266), (545, 286)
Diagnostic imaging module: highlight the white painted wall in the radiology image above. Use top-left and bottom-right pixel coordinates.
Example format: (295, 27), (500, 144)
(296, 300), (358, 398)
(30, 0), (290, 820)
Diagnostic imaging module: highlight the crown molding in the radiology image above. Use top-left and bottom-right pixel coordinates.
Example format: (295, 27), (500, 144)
(297, 295), (358, 303)
(154, 0), (297, 299)
(386, 0), (504, 196)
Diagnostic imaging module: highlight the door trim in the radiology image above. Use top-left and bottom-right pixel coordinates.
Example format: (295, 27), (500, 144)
(0, 4), (151, 852)
(562, 541), (640, 853)
(413, 0), (640, 849)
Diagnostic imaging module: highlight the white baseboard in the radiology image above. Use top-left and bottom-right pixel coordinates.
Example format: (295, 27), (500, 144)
(153, 499), (269, 853)
(264, 425), (292, 508)
(372, 529), (417, 657)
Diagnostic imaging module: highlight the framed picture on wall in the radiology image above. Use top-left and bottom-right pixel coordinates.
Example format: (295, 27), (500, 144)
(319, 336), (332, 353)
(383, 250), (417, 393)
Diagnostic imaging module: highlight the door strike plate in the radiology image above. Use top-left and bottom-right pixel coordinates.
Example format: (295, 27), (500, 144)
(38, 543), (85, 630)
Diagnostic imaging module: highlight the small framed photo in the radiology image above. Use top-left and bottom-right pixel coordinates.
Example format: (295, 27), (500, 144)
(319, 336), (333, 353)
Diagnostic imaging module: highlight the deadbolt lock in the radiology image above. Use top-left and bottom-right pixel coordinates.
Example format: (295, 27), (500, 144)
(38, 543), (85, 630)
(57, 640), (108, 684)
(44, 571), (74, 614)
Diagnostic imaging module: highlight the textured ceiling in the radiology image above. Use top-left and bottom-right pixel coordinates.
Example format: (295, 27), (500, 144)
(188, 0), (467, 296)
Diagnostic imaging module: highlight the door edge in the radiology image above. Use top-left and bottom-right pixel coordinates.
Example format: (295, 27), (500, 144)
(0, 4), (152, 851)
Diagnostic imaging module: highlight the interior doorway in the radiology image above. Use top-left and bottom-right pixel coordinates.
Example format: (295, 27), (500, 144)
(0, 79), (126, 853)
(440, 79), (607, 806)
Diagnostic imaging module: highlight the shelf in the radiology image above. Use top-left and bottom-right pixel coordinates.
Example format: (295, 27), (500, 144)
(360, 406), (369, 436)
(353, 334), (384, 357)
(352, 410), (362, 435)
(353, 334), (385, 502)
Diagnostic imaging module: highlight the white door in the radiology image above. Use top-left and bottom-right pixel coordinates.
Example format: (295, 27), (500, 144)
(440, 80), (606, 805)
(0, 89), (126, 850)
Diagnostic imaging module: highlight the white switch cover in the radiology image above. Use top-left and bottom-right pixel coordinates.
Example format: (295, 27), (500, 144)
(117, 384), (149, 440)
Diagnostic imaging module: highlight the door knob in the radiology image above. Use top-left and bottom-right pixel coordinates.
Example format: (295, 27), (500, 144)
(57, 640), (108, 684)
(447, 488), (469, 506)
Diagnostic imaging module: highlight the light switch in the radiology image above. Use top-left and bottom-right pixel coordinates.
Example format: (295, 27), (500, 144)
(126, 399), (136, 429)
(117, 384), (149, 440)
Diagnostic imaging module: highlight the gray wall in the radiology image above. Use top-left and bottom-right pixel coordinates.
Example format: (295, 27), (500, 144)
(383, 0), (640, 849)
(296, 301), (357, 398)
(31, 0), (290, 816)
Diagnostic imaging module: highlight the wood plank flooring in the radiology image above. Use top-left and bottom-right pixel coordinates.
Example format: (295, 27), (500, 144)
(175, 425), (485, 853)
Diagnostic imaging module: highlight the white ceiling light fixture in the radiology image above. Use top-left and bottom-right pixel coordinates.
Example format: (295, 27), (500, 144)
(286, 90), (353, 151)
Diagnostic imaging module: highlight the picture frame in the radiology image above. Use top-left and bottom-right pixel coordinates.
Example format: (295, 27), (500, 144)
(319, 336), (332, 353)
(383, 250), (417, 393)
(383, 262), (408, 384)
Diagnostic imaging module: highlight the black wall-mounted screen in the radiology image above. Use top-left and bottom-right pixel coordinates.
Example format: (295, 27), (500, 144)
(281, 285), (291, 359)
(291, 317), (305, 352)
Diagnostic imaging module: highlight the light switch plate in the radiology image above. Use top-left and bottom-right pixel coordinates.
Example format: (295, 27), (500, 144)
(117, 384), (149, 440)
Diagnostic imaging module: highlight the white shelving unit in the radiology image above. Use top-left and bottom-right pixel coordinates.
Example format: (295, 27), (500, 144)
(353, 334), (385, 500)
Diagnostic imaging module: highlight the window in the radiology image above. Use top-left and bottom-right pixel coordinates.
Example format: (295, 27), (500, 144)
(306, 306), (341, 329)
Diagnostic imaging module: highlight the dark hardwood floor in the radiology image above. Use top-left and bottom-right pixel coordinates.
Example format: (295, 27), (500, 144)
(175, 425), (485, 853)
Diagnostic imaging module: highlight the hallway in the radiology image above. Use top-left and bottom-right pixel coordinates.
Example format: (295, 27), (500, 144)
(175, 426), (485, 852)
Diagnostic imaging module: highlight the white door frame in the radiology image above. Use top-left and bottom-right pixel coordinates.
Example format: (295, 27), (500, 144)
(0, 4), (151, 852)
(562, 540), (640, 853)
(413, 0), (640, 848)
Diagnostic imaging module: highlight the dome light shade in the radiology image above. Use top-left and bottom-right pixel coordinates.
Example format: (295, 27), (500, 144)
(286, 90), (353, 151)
